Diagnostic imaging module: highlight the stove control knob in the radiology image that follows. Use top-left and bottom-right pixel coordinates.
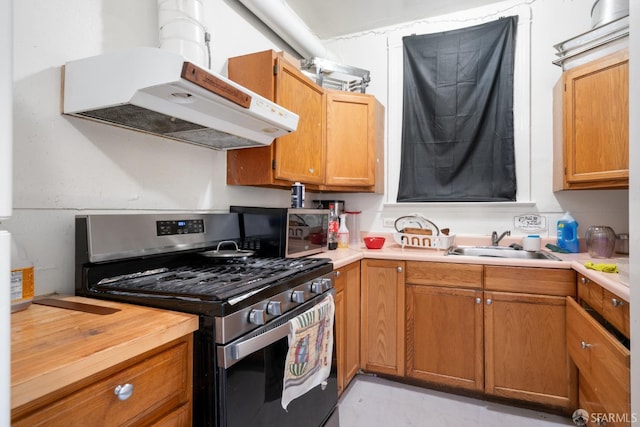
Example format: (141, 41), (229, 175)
(267, 301), (282, 316)
(249, 309), (266, 325)
(291, 290), (305, 304)
(311, 279), (330, 294)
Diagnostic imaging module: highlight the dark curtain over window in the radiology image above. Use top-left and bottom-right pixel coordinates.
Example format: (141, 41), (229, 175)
(397, 16), (518, 202)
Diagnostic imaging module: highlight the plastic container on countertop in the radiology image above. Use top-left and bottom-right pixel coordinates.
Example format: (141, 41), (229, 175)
(11, 237), (34, 313)
(556, 212), (579, 253)
(337, 214), (349, 248)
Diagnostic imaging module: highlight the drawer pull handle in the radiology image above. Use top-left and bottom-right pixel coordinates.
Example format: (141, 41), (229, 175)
(580, 341), (592, 350)
(114, 383), (134, 401)
(611, 298), (624, 308)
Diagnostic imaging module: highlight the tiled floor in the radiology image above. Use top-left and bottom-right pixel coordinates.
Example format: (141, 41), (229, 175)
(338, 375), (574, 426)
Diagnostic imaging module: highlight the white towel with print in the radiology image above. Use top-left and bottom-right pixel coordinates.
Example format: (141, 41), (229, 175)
(281, 293), (335, 410)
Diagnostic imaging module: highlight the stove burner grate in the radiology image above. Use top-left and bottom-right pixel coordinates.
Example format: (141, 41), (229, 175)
(94, 257), (328, 301)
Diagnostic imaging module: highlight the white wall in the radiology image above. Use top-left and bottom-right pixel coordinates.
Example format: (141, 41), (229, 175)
(324, 0), (629, 240)
(7, 0), (630, 298)
(1, 0), (13, 424)
(8, 0), (298, 296)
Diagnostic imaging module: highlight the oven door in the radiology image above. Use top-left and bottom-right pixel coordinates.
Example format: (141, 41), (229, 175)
(216, 293), (338, 427)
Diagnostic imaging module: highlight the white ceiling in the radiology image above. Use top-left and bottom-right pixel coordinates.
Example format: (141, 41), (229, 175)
(284, 0), (504, 38)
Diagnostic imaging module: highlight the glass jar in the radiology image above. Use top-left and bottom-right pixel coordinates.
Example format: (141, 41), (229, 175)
(585, 225), (616, 258)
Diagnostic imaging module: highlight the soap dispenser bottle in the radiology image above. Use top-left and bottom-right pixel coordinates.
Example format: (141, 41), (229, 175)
(557, 212), (579, 253)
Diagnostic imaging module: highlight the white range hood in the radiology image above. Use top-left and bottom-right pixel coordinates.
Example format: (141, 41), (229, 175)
(62, 47), (299, 150)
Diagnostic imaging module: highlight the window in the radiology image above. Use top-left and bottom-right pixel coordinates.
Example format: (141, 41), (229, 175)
(386, 5), (531, 205)
(397, 17), (518, 202)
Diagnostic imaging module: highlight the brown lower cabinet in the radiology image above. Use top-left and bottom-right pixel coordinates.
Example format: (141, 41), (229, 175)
(404, 262), (577, 411)
(405, 262), (484, 392)
(568, 274), (631, 426)
(360, 259), (405, 376)
(334, 261), (361, 396)
(12, 336), (193, 427)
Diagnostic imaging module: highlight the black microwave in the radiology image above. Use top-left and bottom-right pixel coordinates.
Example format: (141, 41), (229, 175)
(230, 206), (329, 257)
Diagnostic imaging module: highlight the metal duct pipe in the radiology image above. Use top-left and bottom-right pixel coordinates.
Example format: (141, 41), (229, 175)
(158, 0), (208, 67)
(238, 0), (339, 61)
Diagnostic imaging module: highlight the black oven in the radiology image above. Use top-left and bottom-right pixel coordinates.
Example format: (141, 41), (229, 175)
(217, 287), (338, 427)
(75, 213), (339, 427)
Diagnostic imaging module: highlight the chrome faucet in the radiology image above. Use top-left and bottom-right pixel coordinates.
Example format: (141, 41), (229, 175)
(491, 230), (511, 246)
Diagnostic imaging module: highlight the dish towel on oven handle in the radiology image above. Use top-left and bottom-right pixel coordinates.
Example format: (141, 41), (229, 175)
(281, 293), (335, 411)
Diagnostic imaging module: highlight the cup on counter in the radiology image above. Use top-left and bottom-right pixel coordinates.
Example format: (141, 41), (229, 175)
(522, 235), (541, 252)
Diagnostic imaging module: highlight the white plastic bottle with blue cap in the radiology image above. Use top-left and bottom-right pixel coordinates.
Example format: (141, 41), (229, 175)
(557, 212), (579, 253)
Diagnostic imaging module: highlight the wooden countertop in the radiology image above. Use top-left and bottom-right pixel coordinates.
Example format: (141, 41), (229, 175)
(313, 234), (629, 302)
(11, 295), (199, 411)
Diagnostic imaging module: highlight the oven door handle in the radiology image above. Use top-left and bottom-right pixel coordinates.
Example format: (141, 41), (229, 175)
(219, 321), (291, 369)
(217, 290), (335, 369)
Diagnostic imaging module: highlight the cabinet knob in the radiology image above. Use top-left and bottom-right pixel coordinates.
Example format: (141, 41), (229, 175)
(114, 383), (134, 401)
(475, 297), (482, 304)
(334, 270), (341, 277)
(397, 266), (403, 273)
(580, 341), (592, 350)
(309, 168), (314, 174)
(486, 299), (492, 305)
(611, 298), (624, 308)
(580, 277), (589, 285)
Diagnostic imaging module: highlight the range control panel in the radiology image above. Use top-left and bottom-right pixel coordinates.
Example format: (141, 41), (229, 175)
(156, 219), (205, 236)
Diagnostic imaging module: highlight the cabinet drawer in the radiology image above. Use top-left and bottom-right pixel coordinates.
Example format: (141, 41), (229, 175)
(601, 288), (630, 339)
(577, 274), (603, 311)
(578, 275), (630, 339)
(566, 297), (630, 420)
(13, 338), (191, 427)
(485, 266), (575, 296)
(405, 261), (482, 289)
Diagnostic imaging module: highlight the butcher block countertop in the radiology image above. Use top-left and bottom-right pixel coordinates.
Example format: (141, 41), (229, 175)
(312, 233), (630, 302)
(11, 295), (199, 412)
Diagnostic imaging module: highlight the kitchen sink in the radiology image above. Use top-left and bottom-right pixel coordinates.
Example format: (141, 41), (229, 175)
(446, 246), (561, 261)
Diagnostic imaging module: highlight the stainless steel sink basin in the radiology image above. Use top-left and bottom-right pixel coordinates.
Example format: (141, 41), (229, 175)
(446, 246), (561, 261)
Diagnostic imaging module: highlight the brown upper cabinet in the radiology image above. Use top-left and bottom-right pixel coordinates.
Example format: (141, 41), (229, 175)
(227, 50), (384, 193)
(553, 48), (629, 190)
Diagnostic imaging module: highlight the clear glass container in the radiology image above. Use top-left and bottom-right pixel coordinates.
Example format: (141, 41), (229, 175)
(585, 225), (616, 258)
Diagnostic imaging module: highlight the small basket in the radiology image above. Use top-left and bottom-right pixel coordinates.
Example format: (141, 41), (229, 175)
(393, 232), (456, 250)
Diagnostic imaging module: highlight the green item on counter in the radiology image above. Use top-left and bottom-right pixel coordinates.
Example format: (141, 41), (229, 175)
(545, 243), (570, 253)
(584, 261), (618, 273)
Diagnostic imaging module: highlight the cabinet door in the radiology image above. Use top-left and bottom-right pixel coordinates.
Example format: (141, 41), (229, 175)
(484, 291), (576, 409)
(334, 262), (361, 396)
(406, 285), (484, 391)
(274, 58), (326, 184)
(226, 51), (325, 187)
(360, 259), (404, 376)
(560, 48), (629, 189)
(325, 90), (375, 188)
(567, 297), (630, 423)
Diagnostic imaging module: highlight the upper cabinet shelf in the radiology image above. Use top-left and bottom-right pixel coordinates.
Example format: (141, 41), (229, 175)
(226, 50), (384, 193)
(552, 21), (629, 191)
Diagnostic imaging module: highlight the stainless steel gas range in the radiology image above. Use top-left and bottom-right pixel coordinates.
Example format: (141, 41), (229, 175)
(75, 213), (339, 427)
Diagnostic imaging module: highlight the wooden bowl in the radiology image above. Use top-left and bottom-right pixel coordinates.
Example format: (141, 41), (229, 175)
(364, 236), (385, 249)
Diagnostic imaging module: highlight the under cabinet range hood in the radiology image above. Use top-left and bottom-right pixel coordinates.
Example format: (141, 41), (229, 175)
(62, 48), (299, 150)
